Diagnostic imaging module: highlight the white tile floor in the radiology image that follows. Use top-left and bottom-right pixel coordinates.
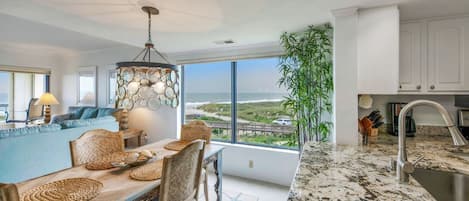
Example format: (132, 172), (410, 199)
(200, 172), (290, 201)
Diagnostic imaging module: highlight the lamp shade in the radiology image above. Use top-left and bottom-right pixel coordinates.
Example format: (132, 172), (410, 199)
(37, 93), (60, 105)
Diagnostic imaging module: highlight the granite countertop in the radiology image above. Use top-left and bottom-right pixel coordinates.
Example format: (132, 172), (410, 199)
(287, 133), (469, 201)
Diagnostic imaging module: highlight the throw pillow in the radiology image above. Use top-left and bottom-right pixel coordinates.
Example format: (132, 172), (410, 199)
(70, 108), (86, 119)
(80, 108), (98, 119)
(97, 108), (116, 117)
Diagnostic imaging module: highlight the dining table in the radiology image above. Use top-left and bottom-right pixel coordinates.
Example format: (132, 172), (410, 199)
(16, 138), (225, 201)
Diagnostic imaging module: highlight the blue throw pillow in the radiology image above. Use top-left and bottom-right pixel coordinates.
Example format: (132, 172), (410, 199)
(70, 108), (85, 119)
(97, 108), (116, 117)
(80, 108), (98, 119)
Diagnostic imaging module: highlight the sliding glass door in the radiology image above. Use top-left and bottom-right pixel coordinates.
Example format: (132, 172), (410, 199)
(0, 71), (48, 122)
(0, 72), (11, 121)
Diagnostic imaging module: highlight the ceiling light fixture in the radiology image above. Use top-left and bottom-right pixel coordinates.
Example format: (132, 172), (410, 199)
(116, 6), (179, 110)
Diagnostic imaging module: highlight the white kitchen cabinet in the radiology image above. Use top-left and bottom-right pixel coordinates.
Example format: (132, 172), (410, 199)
(427, 17), (469, 92)
(399, 22), (423, 92)
(357, 6), (400, 94)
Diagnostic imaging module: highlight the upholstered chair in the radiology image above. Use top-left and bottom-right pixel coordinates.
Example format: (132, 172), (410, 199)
(0, 183), (20, 201)
(69, 129), (124, 166)
(159, 140), (205, 201)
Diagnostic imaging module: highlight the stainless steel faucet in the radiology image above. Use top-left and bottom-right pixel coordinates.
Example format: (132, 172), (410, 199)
(397, 100), (468, 183)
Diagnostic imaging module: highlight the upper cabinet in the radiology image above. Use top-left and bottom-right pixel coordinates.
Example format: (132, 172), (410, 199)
(398, 16), (469, 94)
(428, 17), (469, 92)
(357, 6), (400, 94)
(399, 23), (423, 92)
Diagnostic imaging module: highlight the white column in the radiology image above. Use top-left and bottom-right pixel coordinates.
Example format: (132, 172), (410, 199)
(331, 8), (359, 145)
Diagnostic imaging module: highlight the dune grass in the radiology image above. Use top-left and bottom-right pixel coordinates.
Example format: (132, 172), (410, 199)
(197, 101), (290, 124)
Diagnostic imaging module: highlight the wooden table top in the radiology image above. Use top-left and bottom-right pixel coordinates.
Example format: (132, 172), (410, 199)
(17, 139), (224, 201)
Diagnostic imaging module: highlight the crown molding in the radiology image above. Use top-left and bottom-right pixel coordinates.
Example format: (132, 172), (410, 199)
(167, 42), (284, 64)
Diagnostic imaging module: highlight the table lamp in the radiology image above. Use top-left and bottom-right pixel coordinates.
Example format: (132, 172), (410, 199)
(37, 93), (60, 124)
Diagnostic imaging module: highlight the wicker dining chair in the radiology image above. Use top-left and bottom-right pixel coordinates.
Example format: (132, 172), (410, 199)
(69, 129), (124, 166)
(181, 120), (212, 201)
(159, 140), (206, 201)
(0, 183), (20, 201)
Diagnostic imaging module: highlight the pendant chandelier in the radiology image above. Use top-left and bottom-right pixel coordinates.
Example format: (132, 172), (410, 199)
(116, 6), (179, 110)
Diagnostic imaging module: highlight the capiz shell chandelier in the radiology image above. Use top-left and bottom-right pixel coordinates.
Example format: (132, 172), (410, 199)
(116, 6), (179, 110)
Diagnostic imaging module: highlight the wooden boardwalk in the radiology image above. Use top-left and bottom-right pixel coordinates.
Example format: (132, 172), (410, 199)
(204, 121), (294, 134)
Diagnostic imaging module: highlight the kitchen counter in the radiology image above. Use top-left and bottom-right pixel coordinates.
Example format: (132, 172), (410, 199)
(288, 133), (469, 200)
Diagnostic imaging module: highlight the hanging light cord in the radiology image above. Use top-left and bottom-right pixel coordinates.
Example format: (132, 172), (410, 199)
(132, 7), (171, 64)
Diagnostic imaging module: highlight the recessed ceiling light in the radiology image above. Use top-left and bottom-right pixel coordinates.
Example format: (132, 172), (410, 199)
(214, 40), (235, 45)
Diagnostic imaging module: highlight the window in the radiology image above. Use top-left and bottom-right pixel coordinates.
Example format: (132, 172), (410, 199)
(0, 71), (48, 122)
(77, 67), (97, 106)
(0, 72), (10, 121)
(182, 57), (297, 149)
(108, 70), (117, 106)
(183, 61), (232, 142)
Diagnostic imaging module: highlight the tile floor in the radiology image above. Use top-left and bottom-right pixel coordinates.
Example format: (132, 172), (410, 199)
(200, 172), (290, 201)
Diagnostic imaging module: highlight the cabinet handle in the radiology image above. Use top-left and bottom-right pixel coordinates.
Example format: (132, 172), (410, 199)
(430, 85), (435, 90)
(416, 85), (421, 90)
(399, 85), (402, 89)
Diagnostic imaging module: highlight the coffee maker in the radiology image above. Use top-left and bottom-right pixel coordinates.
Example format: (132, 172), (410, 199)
(387, 102), (416, 137)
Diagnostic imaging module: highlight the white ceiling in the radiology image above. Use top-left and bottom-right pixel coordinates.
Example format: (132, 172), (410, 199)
(0, 13), (124, 54)
(0, 0), (468, 54)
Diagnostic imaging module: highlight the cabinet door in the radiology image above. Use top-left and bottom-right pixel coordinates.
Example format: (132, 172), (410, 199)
(428, 17), (469, 92)
(399, 23), (423, 92)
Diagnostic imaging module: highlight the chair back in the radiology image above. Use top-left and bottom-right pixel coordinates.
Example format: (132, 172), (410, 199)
(0, 183), (20, 201)
(69, 129), (124, 166)
(181, 120), (212, 144)
(159, 140), (205, 201)
(27, 98), (43, 121)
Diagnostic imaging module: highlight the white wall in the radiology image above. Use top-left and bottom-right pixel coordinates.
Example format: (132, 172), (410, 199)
(0, 46), (77, 114)
(332, 8), (359, 145)
(214, 142), (299, 186)
(358, 95), (461, 126)
(75, 46), (178, 142)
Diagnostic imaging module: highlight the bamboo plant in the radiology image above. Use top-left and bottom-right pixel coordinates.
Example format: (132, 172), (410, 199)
(278, 24), (333, 149)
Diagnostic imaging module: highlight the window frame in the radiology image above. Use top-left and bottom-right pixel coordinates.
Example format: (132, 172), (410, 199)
(77, 66), (97, 106)
(181, 57), (298, 150)
(106, 67), (117, 107)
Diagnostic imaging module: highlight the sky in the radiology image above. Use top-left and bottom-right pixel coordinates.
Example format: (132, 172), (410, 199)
(184, 57), (287, 93)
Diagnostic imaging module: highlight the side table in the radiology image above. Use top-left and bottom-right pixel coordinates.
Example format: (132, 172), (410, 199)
(122, 128), (146, 147)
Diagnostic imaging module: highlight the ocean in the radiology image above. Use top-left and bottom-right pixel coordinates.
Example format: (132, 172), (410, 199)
(185, 92), (287, 105)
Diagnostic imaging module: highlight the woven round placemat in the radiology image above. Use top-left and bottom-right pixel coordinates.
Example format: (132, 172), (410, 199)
(163, 140), (191, 151)
(129, 160), (164, 181)
(21, 178), (103, 201)
(86, 152), (139, 170)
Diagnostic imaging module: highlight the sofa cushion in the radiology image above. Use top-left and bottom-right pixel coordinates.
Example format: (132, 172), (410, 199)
(0, 124), (61, 139)
(70, 108), (86, 119)
(60, 119), (92, 129)
(51, 113), (72, 124)
(97, 108), (115, 117)
(80, 108), (98, 119)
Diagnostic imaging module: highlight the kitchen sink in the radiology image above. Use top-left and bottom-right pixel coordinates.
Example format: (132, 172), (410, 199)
(411, 168), (469, 201)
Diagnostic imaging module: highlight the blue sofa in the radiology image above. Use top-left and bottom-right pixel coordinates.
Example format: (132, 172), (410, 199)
(0, 106), (119, 183)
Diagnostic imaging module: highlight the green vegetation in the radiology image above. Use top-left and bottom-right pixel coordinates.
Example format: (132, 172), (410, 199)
(198, 101), (290, 123)
(191, 115), (226, 122)
(211, 132), (298, 149)
(279, 24), (333, 144)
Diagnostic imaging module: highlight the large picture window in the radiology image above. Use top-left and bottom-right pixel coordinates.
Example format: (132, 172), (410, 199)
(77, 66), (97, 106)
(183, 57), (297, 149)
(183, 61), (232, 142)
